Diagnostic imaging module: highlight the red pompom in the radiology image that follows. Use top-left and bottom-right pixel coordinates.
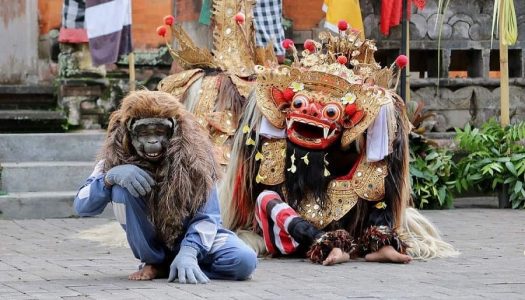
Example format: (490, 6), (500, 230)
(304, 39), (316, 52)
(338, 20), (349, 31)
(395, 55), (408, 69)
(234, 12), (245, 24)
(283, 87), (296, 102)
(282, 39), (295, 50)
(156, 26), (167, 37)
(163, 15), (175, 26)
(337, 55), (348, 65)
(345, 103), (357, 116)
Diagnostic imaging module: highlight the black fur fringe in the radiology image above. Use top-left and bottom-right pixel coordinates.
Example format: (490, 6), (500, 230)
(358, 225), (408, 255)
(306, 229), (357, 264)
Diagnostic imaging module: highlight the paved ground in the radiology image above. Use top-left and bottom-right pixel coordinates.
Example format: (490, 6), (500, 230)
(1, 209), (524, 300)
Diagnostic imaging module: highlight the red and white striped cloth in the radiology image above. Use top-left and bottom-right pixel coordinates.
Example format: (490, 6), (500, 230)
(255, 191), (300, 255)
(85, 0), (133, 65)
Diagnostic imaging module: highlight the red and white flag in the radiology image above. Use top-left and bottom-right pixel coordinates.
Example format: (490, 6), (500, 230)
(85, 0), (133, 66)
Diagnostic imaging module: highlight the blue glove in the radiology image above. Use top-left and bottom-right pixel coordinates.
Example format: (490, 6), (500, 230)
(105, 164), (155, 198)
(168, 246), (209, 284)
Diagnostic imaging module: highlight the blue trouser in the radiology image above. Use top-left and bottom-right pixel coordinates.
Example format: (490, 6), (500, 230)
(111, 186), (256, 280)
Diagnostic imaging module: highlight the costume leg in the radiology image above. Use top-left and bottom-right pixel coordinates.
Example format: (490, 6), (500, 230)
(359, 203), (408, 258)
(255, 190), (323, 255)
(111, 185), (166, 264)
(200, 230), (257, 280)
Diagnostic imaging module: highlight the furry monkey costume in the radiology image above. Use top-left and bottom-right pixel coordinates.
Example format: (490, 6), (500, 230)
(74, 91), (257, 282)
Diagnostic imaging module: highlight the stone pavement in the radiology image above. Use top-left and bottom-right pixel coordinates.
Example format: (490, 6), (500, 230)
(0, 209), (524, 300)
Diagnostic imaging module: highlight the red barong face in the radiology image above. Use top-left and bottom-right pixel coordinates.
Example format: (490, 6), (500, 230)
(285, 92), (344, 150)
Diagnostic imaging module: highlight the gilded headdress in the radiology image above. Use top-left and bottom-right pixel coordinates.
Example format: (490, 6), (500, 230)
(254, 24), (407, 151)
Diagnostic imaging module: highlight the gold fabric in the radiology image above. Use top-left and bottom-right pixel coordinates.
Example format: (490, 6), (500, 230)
(157, 69), (204, 100)
(256, 139), (287, 185)
(194, 76), (220, 128)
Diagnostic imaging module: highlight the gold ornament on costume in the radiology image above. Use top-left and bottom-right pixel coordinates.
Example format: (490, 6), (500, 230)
(157, 69), (204, 100)
(257, 139), (287, 185)
(256, 142), (388, 229)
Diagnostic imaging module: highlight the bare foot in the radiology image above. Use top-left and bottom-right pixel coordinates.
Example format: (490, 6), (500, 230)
(365, 245), (412, 264)
(128, 264), (161, 280)
(322, 247), (351, 266)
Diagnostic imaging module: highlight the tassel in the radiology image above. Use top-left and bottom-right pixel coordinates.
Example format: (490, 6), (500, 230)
(301, 153), (310, 165)
(246, 137), (256, 146)
(242, 125), (250, 134)
(287, 151), (297, 173)
(255, 151), (264, 161)
(323, 154), (330, 177)
(255, 173), (267, 183)
(375, 201), (387, 209)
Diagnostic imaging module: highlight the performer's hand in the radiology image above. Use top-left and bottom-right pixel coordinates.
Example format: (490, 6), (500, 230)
(322, 247), (350, 266)
(168, 246), (209, 284)
(105, 164), (155, 197)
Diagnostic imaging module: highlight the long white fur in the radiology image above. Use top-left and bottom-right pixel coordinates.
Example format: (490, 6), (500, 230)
(219, 92), (263, 228)
(74, 221), (129, 248)
(400, 208), (460, 259)
(181, 76), (204, 112)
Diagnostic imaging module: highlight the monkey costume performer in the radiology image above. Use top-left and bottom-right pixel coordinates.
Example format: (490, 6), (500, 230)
(221, 28), (458, 264)
(74, 91), (257, 283)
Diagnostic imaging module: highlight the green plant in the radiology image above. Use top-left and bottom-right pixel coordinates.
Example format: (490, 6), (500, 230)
(407, 100), (455, 209)
(410, 141), (456, 209)
(454, 119), (525, 208)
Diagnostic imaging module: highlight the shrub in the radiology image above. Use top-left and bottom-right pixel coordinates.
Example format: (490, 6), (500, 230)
(407, 101), (456, 209)
(454, 119), (525, 208)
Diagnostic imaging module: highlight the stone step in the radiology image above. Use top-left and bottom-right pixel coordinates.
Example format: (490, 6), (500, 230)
(0, 131), (104, 162)
(0, 191), (113, 219)
(0, 110), (67, 133)
(0, 85), (56, 110)
(1, 161), (96, 193)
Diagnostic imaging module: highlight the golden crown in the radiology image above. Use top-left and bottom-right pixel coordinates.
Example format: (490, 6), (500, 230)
(280, 22), (406, 89)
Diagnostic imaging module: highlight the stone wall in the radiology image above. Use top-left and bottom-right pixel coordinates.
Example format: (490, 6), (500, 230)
(0, 0), (39, 84)
(361, 0), (525, 131)
(58, 46), (171, 129)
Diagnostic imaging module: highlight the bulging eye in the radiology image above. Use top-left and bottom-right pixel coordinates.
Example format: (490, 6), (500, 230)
(292, 95), (308, 110)
(322, 104), (341, 120)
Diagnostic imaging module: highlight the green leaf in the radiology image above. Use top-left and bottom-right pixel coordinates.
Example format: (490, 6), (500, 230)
(504, 177), (516, 184)
(514, 181), (523, 195)
(438, 186), (446, 205)
(410, 168), (426, 179)
(506, 161), (518, 176)
(495, 157), (510, 163)
(425, 152), (439, 161)
(461, 178), (469, 191)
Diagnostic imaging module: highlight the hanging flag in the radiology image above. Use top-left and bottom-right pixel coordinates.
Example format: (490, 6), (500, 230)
(85, 0), (133, 66)
(59, 0), (88, 43)
(322, 0), (364, 38)
(380, 0), (426, 36)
